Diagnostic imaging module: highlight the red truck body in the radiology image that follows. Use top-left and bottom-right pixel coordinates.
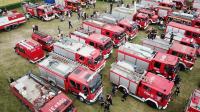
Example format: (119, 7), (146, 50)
(32, 31), (54, 52)
(14, 40), (45, 63)
(52, 4), (69, 16)
(38, 54), (103, 104)
(137, 8), (159, 24)
(133, 13), (150, 29)
(110, 61), (174, 109)
(165, 22), (200, 45)
(69, 30), (113, 59)
(0, 11), (26, 31)
(64, 0), (80, 11)
(82, 19), (126, 47)
(23, 2), (55, 21)
(10, 73), (77, 112)
(142, 38), (197, 70)
(117, 42), (179, 80)
(185, 89), (200, 112)
(53, 37), (106, 71)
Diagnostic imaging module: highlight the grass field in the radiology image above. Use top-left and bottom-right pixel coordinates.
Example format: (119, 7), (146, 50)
(0, 1), (200, 112)
(0, 0), (21, 6)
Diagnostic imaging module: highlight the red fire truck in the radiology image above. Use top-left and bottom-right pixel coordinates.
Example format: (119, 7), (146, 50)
(142, 38), (197, 70)
(64, 0), (81, 11)
(53, 37), (106, 71)
(95, 13), (138, 40)
(117, 42), (179, 79)
(137, 8), (159, 24)
(69, 31), (113, 59)
(110, 61), (174, 109)
(14, 40), (45, 63)
(133, 13), (150, 29)
(172, 0), (186, 9)
(166, 12), (200, 28)
(10, 72), (77, 112)
(22, 2), (55, 21)
(52, 4), (69, 16)
(38, 54), (103, 104)
(185, 89), (200, 112)
(82, 19), (126, 47)
(165, 22), (200, 44)
(0, 10), (26, 31)
(32, 31), (54, 52)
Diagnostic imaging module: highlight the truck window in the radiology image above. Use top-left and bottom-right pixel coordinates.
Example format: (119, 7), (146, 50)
(157, 92), (163, 97)
(178, 53), (184, 58)
(143, 85), (151, 91)
(77, 83), (81, 90)
(172, 51), (178, 56)
(70, 80), (76, 88)
(18, 47), (25, 53)
(185, 31), (191, 36)
(106, 32), (110, 36)
(193, 33), (199, 38)
(89, 42), (95, 46)
(79, 56), (85, 61)
(195, 22), (200, 26)
(82, 85), (89, 95)
(154, 62), (161, 68)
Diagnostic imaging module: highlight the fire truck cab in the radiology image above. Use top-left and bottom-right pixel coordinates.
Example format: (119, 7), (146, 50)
(82, 19), (126, 47)
(110, 61), (174, 109)
(10, 72), (77, 112)
(65, 0), (81, 11)
(133, 13), (150, 29)
(69, 31), (113, 59)
(52, 4), (69, 16)
(38, 54), (103, 104)
(14, 40), (45, 63)
(32, 31), (54, 52)
(185, 89), (200, 112)
(53, 37), (106, 71)
(22, 2), (55, 21)
(117, 42), (179, 80)
(0, 10), (26, 31)
(142, 38), (197, 70)
(137, 8), (159, 24)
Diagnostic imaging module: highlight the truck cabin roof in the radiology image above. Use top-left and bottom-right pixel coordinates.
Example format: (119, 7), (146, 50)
(136, 13), (149, 19)
(168, 22), (200, 34)
(18, 40), (41, 51)
(142, 72), (174, 95)
(10, 73), (72, 111)
(65, 0), (81, 3)
(187, 89), (200, 111)
(119, 42), (156, 60)
(38, 55), (79, 78)
(88, 33), (111, 45)
(153, 52), (179, 66)
(171, 42), (196, 56)
(68, 66), (100, 86)
(55, 37), (100, 59)
(34, 31), (52, 42)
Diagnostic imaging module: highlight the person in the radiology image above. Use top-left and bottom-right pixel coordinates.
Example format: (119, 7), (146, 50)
(35, 25), (38, 32)
(32, 25), (35, 32)
(174, 75), (181, 86)
(152, 29), (157, 39)
(111, 85), (118, 96)
(93, 0), (96, 8)
(104, 101), (110, 112)
(160, 33), (165, 39)
(121, 90), (128, 102)
(77, 11), (81, 20)
(59, 13), (65, 22)
(8, 77), (15, 83)
(160, 18), (164, 28)
(169, 32), (174, 44)
(147, 32), (151, 39)
(106, 94), (112, 105)
(58, 26), (61, 34)
(110, 3), (113, 14)
(174, 86), (180, 96)
(98, 94), (105, 108)
(68, 19), (73, 29)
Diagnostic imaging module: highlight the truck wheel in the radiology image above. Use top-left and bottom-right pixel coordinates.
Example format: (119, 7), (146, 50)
(12, 24), (19, 29)
(85, 100), (91, 104)
(4, 26), (12, 31)
(146, 100), (157, 109)
(179, 64), (186, 71)
(79, 96), (84, 102)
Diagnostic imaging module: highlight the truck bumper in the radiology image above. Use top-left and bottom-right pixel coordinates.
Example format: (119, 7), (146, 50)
(89, 87), (103, 103)
(104, 49), (113, 59)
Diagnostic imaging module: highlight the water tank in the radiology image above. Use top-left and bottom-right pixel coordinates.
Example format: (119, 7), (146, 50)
(44, 0), (55, 4)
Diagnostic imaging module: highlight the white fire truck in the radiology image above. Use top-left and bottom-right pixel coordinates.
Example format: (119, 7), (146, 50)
(38, 54), (103, 104)
(0, 10), (26, 31)
(110, 61), (174, 109)
(117, 42), (179, 80)
(53, 37), (106, 71)
(10, 72), (77, 112)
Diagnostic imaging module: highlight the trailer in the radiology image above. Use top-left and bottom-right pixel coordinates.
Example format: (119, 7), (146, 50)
(82, 19), (126, 47)
(38, 54), (103, 104)
(142, 38), (197, 70)
(10, 72), (77, 112)
(110, 61), (174, 109)
(117, 42), (179, 80)
(0, 10), (26, 31)
(69, 30), (113, 59)
(185, 89), (200, 112)
(53, 37), (106, 71)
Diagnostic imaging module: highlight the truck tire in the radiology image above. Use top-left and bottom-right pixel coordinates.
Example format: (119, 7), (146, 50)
(12, 24), (19, 29)
(4, 26), (12, 31)
(179, 64), (186, 71)
(146, 100), (157, 109)
(79, 96), (84, 102)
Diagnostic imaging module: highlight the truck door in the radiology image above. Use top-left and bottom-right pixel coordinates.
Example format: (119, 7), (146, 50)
(17, 46), (27, 58)
(69, 80), (81, 95)
(153, 61), (161, 74)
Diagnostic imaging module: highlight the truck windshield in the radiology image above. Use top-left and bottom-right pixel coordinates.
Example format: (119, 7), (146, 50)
(94, 55), (103, 64)
(104, 41), (113, 50)
(45, 38), (53, 45)
(115, 32), (125, 40)
(89, 74), (102, 93)
(65, 104), (75, 112)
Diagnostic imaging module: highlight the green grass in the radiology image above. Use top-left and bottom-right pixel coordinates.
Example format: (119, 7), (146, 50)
(0, 1), (200, 112)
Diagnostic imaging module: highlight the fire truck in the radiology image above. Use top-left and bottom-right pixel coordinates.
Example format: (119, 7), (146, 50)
(22, 2), (56, 21)
(165, 22), (200, 44)
(110, 61), (174, 109)
(137, 8), (159, 24)
(185, 89), (200, 112)
(166, 11), (200, 28)
(53, 37), (106, 71)
(52, 4), (69, 16)
(117, 42), (179, 79)
(38, 54), (103, 104)
(64, 0), (80, 11)
(94, 13), (138, 40)
(10, 72), (77, 112)
(69, 30), (113, 59)
(32, 31), (54, 52)
(82, 19), (126, 47)
(0, 10), (26, 31)
(14, 40), (45, 63)
(142, 38), (197, 70)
